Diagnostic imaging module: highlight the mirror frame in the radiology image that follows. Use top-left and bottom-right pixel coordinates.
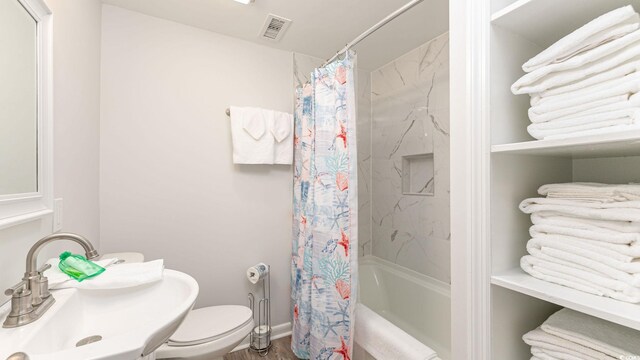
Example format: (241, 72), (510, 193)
(0, 0), (53, 229)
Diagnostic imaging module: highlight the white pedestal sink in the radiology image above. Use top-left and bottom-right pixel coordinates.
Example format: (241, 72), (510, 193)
(0, 269), (198, 360)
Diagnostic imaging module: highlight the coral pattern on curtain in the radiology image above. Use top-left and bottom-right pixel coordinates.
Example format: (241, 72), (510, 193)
(291, 52), (358, 360)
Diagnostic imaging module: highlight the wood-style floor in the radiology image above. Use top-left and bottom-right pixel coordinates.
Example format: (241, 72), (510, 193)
(224, 336), (300, 360)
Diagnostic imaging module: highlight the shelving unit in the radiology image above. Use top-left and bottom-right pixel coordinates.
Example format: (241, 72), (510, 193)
(492, 269), (640, 332)
(491, 130), (640, 157)
(484, 0), (640, 358)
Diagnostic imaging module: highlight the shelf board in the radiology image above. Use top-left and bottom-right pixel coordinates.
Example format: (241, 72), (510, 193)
(491, 0), (640, 48)
(491, 130), (640, 158)
(492, 268), (640, 331)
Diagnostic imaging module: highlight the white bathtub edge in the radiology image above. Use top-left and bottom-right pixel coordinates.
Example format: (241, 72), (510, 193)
(359, 255), (451, 298)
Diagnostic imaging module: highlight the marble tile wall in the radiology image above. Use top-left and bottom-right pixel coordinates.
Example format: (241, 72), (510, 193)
(292, 53), (373, 257)
(370, 33), (450, 282)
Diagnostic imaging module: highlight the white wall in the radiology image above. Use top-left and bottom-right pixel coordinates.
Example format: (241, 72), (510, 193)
(0, 0), (102, 298)
(370, 34), (450, 282)
(99, 6), (293, 325)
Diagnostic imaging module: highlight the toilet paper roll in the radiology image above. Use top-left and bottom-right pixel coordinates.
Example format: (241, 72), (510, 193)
(251, 325), (271, 350)
(247, 263), (269, 284)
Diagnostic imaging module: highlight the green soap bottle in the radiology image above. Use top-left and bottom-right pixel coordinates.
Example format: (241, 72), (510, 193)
(58, 251), (105, 282)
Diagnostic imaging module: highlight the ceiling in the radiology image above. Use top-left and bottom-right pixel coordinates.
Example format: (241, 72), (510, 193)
(100, 0), (449, 70)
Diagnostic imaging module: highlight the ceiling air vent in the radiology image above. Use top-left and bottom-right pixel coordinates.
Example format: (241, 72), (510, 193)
(259, 14), (291, 41)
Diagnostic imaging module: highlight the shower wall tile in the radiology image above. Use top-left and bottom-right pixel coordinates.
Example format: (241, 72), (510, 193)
(292, 53), (373, 257)
(370, 33), (450, 282)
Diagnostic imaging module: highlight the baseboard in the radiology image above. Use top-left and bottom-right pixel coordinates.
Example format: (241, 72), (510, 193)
(230, 322), (292, 352)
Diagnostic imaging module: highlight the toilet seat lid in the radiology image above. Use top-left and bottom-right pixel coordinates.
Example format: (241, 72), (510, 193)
(168, 305), (253, 346)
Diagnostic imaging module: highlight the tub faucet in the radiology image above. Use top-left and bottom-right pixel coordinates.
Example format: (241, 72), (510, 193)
(2, 232), (99, 328)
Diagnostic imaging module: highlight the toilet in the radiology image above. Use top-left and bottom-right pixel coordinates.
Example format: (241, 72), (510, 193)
(155, 305), (254, 360)
(101, 252), (254, 360)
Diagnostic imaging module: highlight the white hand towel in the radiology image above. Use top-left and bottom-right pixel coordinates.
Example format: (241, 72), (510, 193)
(230, 106), (275, 164)
(44, 257), (119, 287)
(529, 94), (638, 123)
(45, 258), (164, 290)
(523, 328), (617, 360)
(538, 182), (640, 202)
(531, 212), (640, 234)
(354, 303), (439, 360)
(241, 109), (266, 140)
(521, 255), (640, 303)
(522, 6), (639, 72)
(541, 308), (640, 358)
(520, 197), (640, 222)
(512, 29), (640, 94)
(270, 110), (293, 165)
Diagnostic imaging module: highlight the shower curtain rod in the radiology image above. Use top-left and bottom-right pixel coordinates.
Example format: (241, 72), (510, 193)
(322, 0), (425, 66)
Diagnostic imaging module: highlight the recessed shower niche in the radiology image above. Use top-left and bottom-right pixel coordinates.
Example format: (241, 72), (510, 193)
(401, 153), (434, 196)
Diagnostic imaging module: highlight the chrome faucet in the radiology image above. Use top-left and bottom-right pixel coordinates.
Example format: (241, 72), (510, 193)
(3, 232), (99, 328)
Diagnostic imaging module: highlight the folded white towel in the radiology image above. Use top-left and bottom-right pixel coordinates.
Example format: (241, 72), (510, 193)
(527, 238), (640, 288)
(520, 198), (640, 222)
(529, 230), (640, 256)
(538, 58), (640, 98)
(529, 94), (640, 124)
(531, 212), (640, 234)
(524, 328), (616, 360)
(530, 346), (602, 360)
(230, 106), (275, 164)
(529, 118), (636, 140)
(45, 258), (164, 290)
(516, 51), (640, 96)
(529, 235), (635, 263)
(522, 6), (639, 72)
(541, 308), (640, 358)
(539, 182), (640, 201)
(512, 28), (640, 94)
(271, 110), (293, 165)
(354, 303), (439, 360)
(521, 255), (640, 303)
(529, 108), (640, 130)
(530, 71), (640, 112)
(527, 110), (640, 139)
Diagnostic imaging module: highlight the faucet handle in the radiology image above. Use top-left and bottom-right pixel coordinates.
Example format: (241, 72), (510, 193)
(4, 281), (27, 296)
(37, 263), (51, 275)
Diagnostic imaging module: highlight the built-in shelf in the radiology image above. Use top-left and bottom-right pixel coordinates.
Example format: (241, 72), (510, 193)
(492, 268), (640, 331)
(491, 0), (640, 48)
(491, 130), (640, 158)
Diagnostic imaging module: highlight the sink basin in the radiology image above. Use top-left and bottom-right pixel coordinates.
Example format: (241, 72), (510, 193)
(0, 269), (198, 360)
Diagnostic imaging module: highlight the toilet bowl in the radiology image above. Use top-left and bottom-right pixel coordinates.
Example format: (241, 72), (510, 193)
(155, 305), (254, 360)
(101, 253), (253, 360)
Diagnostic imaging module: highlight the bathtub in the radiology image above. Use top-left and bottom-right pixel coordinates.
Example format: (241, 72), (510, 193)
(354, 256), (451, 360)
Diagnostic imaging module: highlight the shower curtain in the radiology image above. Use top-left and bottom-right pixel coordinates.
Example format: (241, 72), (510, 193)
(291, 51), (358, 360)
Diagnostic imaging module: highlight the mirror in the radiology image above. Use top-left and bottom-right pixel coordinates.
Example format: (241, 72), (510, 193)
(0, 0), (38, 196)
(0, 0), (52, 227)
